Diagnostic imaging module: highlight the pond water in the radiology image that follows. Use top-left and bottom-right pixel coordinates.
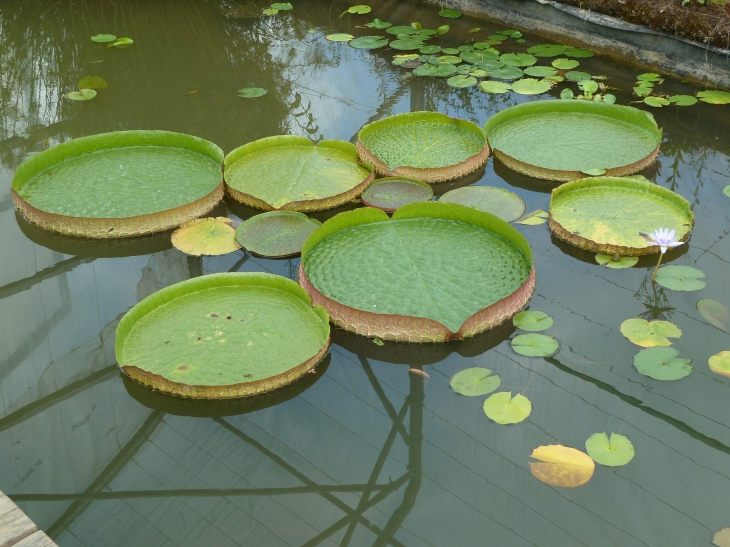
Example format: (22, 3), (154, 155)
(1, 1), (730, 546)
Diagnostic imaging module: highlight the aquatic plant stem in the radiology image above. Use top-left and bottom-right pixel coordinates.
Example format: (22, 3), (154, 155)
(651, 252), (664, 282)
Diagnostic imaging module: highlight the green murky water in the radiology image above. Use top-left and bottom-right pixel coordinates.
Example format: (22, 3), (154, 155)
(1, 1), (729, 545)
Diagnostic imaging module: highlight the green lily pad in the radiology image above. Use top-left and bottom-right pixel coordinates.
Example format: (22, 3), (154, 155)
(500, 53), (537, 67)
(620, 317), (681, 347)
(511, 333), (559, 357)
(633, 86), (652, 97)
(77, 76), (108, 90)
(595, 254), (638, 269)
(365, 18), (391, 29)
(439, 186), (525, 222)
(565, 70), (592, 82)
(438, 55), (463, 64)
(116, 273), (331, 398)
(172, 217), (241, 256)
(342, 4), (370, 14)
(697, 299), (730, 332)
(725, 186), (730, 198)
(390, 38), (426, 50)
(697, 90), (730, 104)
(224, 136), (372, 211)
(603, 94), (616, 104)
(450, 367), (501, 396)
(578, 80), (599, 94)
(479, 80), (512, 93)
(387, 25), (417, 35)
(67, 89), (97, 101)
(447, 75), (478, 88)
(527, 44), (566, 57)
(560, 88), (574, 100)
(709, 351), (730, 378)
(238, 87), (267, 98)
(300, 202), (534, 341)
(529, 445), (595, 487)
(483, 392), (532, 424)
(235, 211), (321, 258)
(667, 95), (698, 106)
(512, 78), (552, 95)
(486, 66), (524, 80)
(524, 66), (558, 77)
(413, 63), (457, 77)
(470, 27), (481, 33)
(325, 33), (354, 42)
(436, 24), (450, 35)
(455, 65), (473, 75)
(392, 54), (419, 66)
(637, 72), (661, 82)
(469, 69), (488, 77)
(349, 35), (389, 49)
(644, 97), (670, 108)
(420, 45), (442, 54)
(654, 265), (706, 292)
(461, 50), (499, 63)
(91, 34), (116, 43)
(633, 347), (693, 381)
(441, 47), (459, 55)
(489, 34), (508, 42)
(361, 177), (433, 212)
(585, 432), (635, 466)
(563, 46), (594, 58)
(580, 168), (605, 176)
(515, 210), (548, 225)
(552, 58), (579, 70)
(636, 80), (655, 89)
(263, 8), (279, 15)
(271, 2), (293, 9)
(109, 37), (133, 48)
(513, 310), (553, 331)
(438, 8), (462, 18)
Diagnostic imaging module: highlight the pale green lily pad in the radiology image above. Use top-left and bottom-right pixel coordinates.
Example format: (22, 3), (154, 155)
(725, 186), (730, 198)
(637, 73), (661, 82)
(390, 38), (425, 50)
(654, 265), (706, 292)
(456, 65), (473, 75)
(480, 80), (512, 93)
(620, 317), (681, 347)
(447, 75), (478, 88)
(325, 33), (354, 42)
(563, 46), (594, 58)
(697, 90), (730, 104)
(501, 53), (537, 67)
(487, 66), (524, 80)
(238, 87), (267, 98)
(633, 86), (652, 98)
(515, 210), (548, 225)
(437, 25), (451, 35)
(714, 528), (730, 547)
(580, 168), (606, 176)
(513, 310), (553, 331)
(644, 97), (669, 108)
(172, 217), (241, 256)
(67, 89), (97, 101)
(271, 2), (293, 9)
(116, 273), (330, 398)
(77, 76), (108, 90)
(420, 45), (442, 54)
(438, 55), (463, 64)
(560, 88), (574, 100)
(438, 8), (461, 18)
(365, 18), (391, 29)
(469, 69), (488, 77)
(263, 8), (279, 15)
(483, 392), (532, 424)
(235, 211), (321, 258)
(552, 58), (579, 70)
(349, 35), (388, 49)
(512, 78), (552, 95)
(585, 433), (635, 466)
(450, 367), (501, 396)
(524, 66), (558, 77)
(527, 44), (566, 57)
(709, 351), (730, 378)
(633, 347), (693, 380)
(511, 333), (559, 357)
(439, 186), (525, 222)
(565, 70), (592, 82)
(109, 37), (133, 48)
(595, 254), (638, 269)
(225, 136), (372, 210)
(603, 94), (616, 104)
(91, 34), (116, 43)
(361, 177), (433, 212)
(697, 299), (730, 332)
(668, 95), (698, 106)
(470, 27), (481, 33)
(343, 4), (370, 14)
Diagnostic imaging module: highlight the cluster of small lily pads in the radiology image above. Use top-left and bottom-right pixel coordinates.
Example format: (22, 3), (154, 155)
(66, 34), (134, 102)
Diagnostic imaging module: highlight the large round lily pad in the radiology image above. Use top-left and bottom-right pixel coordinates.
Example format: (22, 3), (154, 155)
(299, 202), (535, 342)
(549, 177), (693, 255)
(356, 112), (490, 183)
(361, 177), (433, 212)
(116, 273), (331, 398)
(224, 135), (374, 212)
(484, 101), (662, 181)
(235, 211), (321, 258)
(12, 130), (224, 238)
(438, 186), (525, 222)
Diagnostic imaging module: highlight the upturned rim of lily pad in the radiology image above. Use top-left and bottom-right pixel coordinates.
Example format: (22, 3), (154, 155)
(116, 272), (331, 399)
(548, 176), (694, 256)
(11, 130), (224, 239)
(298, 202), (536, 343)
(484, 100), (662, 181)
(224, 135), (375, 212)
(356, 111), (490, 183)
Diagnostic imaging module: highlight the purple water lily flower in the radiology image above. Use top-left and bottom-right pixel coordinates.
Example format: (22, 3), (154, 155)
(642, 228), (684, 254)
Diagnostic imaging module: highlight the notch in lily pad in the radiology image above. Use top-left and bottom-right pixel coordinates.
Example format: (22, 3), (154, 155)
(529, 445), (594, 487)
(438, 186), (525, 222)
(450, 367), (501, 396)
(341, 4), (371, 16)
(483, 392), (532, 424)
(585, 432), (635, 466)
(238, 87), (267, 98)
(633, 347), (693, 381)
(515, 210), (548, 225)
(654, 265), (706, 292)
(235, 211), (320, 258)
(511, 333), (559, 357)
(365, 18), (391, 29)
(620, 318), (681, 347)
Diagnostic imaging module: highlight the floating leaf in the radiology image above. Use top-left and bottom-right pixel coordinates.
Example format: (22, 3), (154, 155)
(450, 367), (501, 396)
(580, 168), (606, 176)
(439, 186), (525, 222)
(603, 94), (616, 104)
(77, 76), (108, 90)
(725, 186), (730, 198)
(714, 528), (730, 547)
(413, 63), (457, 77)
(438, 8), (462, 18)
(91, 34), (116, 43)
(441, 47), (459, 55)
(387, 25), (417, 35)
(469, 68), (488, 77)
(585, 432), (635, 466)
(438, 54), (462, 64)
(697, 90), (730, 104)
(654, 265), (706, 292)
(479, 80), (512, 93)
(578, 80), (598, 94)
(390, 38), (425, 50)
(172, 217), (241, 256)
(271, 2), (293, 9)
(644, 96), (670, 108)
(461, 50), (499, 63)
(489, 34), (509, 42)
(420, 45), (441, 54)
(447, 75), (477, 88)
(109, 37), (133, 48)
(342, 4), (371, 15)
(238, 87), (267, 98)
(263, 7), (279, 15)
(483, 392), (532, 424)
(513, 310), (553, 332)
(563, 46), (594, 58)
(668, 94), (697, 106)
(512, 78), (551, 95)
(635, 80), (654, 89)
(436, 24), (450, 35)
(697, 299), (730, 331)
(325, 33), (354, 42)
(529, 445), (595, 487)
(527, 44), (566, 57)
(709, 351), (730, 379)
(552, 58), (579, 70)
(515, 210), (548, 225)
(565, 70), (592, 82)
(365, 18), (391, 29)
(235, 211), (320, 258)
(595, 254), (638, 269)
(524, 66), (558, 77)
(500, 53), (537, 67)
(392, 53), (419, 66)
(67, 89), (97, 101)
(633, 347), (693, 381)
(511, 334), (559, 357)
(560, 88), (574, 100)
(633, 86), (652, 97)
(637, 72), (661, 82)
(456, 65), (473, 75)
(620, 318), (681, 347)
(487, 66), (524, 80)
(349, 35), (388, 49)
(470, 27), (481, 33)
(361, 178), (433, 212)
(503, 30), (522, 38)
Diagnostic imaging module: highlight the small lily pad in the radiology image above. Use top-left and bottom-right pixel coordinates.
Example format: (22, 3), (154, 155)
(469, 69), (488, 77)
(436, 24), (450, 35)
(620, 318), (681, 347)
(668, 95), (698, 106)
(413, 63), (457, 77)
(563, 46), (594, 58)
(512, 78), (552, 95)
(529, 445), (595, 487)
(697, 299), (730, 332)
(708, 351), (730, 379)
(349, 35), (388, 49)
(77, 76), (108, 90)
(697, 90), (730, 104)
(487, 66), (524, 80)
(447, 75), (478, 88)
(361, 178), (433, 212)
(633, 347), (693, 380)
(67, 89), (97, 101)
(644, 96), (670, 108)
(527, 44), (566, 57)
(441, 47), (460, 55)
(238, 87), (267, 98)
(580, 168), (606, 176)
(91, 34), (116, 43)
(552, 58), (579, 70)
(489, 34), (509, 42)
(479, 80), (512, 93)
(263, 8), (279, 15)
(365, 18), (391, 29)
(438, 8), (462, 18)
(483, 392), (532, 424)
(325, 33), (354, 42)
(439, 186), (525, 222)
(500, 53), (537, 67)
(634, 86), (652, 97)
(654, 265), (706, 292)
(172, 217), (241, 256)
(565, 70), (592, 82)
(511, 333), (559, 357)
(714, 528), (730, 547)
(271, 2), (293, 9)
(725, 186), (730, 198)
(438, 55), (462, 64)
(387, 25), (417, 35)
(450, 367), (501, 396)
(585, 432), (635, 466)
(470, 27), (481, 33)
(595, 254), (638, 269)
(636, 72), (661, 82)
(513, 310), (553, 332)
(524, 66), (558, 77)
(390, 38), (426, 50)
(420, 45), (442, 54)
(561, 88), (574, 100)
(342, 4), (371, 15)
(109, 37), (134, 48)
(392, 54), (419, 66)
(235, 211), (320, 258)
(515, 210), (548, 225)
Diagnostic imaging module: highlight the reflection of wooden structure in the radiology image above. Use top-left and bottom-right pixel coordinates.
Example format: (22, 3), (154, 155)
(0, 490), (57, 546)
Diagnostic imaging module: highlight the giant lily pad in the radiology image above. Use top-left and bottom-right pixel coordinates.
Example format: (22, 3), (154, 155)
(654, 265), (706, 292)
(12, 130), (224, 238)
(299, 202), (535, 342)
(633, 347), (693, 380)
(172, 217), (241, 256)
(585, 432), (635, 466)
(548, 177), (693, 255)
(620, 318), (681, 347)
(225, 135), (374, 211)
(529, 445), (595, 487)
(483, 392), (532, 424)
(708, 351), (730, 378)
(438, 186), (525, 222)
(484, 101), (663, 181)
(361, 177), (433, 212)
(116, 273), (331, 398)
(450, 367), (501, 396)
(356, 112), (489, 183)
(235, 211), (321, 258)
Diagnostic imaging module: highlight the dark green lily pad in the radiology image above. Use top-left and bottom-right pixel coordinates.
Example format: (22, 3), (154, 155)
(441, 47), (459, 55)
(439, 186), (525, 222)
(238, 87), (267, 98)
(438, 8), (462, 18)
(633, 347), (693, 381)
(512, 78), (551, 95)
(697, 299), (730, 332)
(483, 392), (532, 424)
(563, 46), (594, 58)
(349, 35), (388, 49)
(654, 265), (706, 292)
(513, 310), (553, 331)
(585, 433), (635, 466)
(91, 34), (116, 43)
(501, 53), (537, 67)
(461, 50), (499, 63)
(387, 25), (417, 35)
(365, 18), (391, 29)
(235, 211), (321, 257)
(565, 71), (592, 82)
(361, 177), (433, 212)
(527, 44), (566, 57)
(390, 38), (425, 50)
(413, 63), (457, 77)
(511, 333), (559, 357)
(450, 367), (501, 396)
(420, 45), (442, 54)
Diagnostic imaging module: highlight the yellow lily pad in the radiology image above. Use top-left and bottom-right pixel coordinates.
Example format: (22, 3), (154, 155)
(172, 217), (241, 256)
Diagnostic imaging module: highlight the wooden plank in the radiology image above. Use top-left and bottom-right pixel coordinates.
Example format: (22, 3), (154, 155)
(13, 531), (55, 547)
(0, 507), (37, 547)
